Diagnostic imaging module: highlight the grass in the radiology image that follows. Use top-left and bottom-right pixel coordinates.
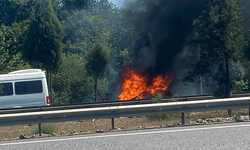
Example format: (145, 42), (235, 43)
(33, 123), (56, 134)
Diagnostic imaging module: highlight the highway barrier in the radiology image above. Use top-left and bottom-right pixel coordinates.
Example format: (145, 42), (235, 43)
(0, 96), (250, 136)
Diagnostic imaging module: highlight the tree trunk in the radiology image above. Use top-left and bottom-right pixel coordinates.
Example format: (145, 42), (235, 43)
(225, 52), (231, 116)
(49, 69), (53, 103)
(94, 76), (97, 103)
(225, 52), (230, 98)
(46, 68), (52, 104)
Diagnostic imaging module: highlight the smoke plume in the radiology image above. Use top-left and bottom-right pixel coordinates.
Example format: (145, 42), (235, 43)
(121, 0), (250, 95)
(123, 0), (205, 75)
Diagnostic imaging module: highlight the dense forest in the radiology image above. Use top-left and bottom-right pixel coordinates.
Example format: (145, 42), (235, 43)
(0, 0), (250, 104)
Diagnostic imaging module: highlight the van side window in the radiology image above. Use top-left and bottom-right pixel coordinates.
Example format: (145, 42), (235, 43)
(15, 80), (43, 95)
(0, 83), (13, 96)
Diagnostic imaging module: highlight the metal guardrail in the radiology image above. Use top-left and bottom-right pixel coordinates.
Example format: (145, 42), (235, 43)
(1, 92), (249, 114)
(0, 97), (250, 127)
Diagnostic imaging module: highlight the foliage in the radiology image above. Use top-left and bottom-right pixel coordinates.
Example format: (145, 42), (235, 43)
(22, 0), (64, 71)
(55, 0), (139, 103)
(52, 53), (110, 104)
(107, 6), (139, 70)
(152, 93), (163, 103)
(2, 0), (249, 105)
(148, 93), (181, 119)
(243, 33), (250, 91)
(183, 0), (246, 97)
(86, 44), (110, 78)
(233, 114), (241, 122)
(0, 0), (35, 26)
(22, 0), (64, 103)
(60, 0), (97, 10)
(85, 44), (110, 102)
(33, 123), (56, 134)
(171, 94), (180, 102)
(60, 9), (110, 54)
(149, 93), (169, 119)
(0, 24), (30, 74)
(116, 48), (136, 70)
(52, 53), (91, 104)
(214, 61), (248, 96)
(59, 1), (138, 71)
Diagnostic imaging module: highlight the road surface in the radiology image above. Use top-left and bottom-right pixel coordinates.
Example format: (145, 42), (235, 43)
(0, 122), (250, 150)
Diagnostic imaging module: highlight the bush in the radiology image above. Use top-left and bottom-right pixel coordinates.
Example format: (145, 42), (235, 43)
(152, 93), (163, 103)
(233, 114), (241, 122)
(33, 123), (56, 134)
(149, 93), (169, 119)
(171, 94), (180, 102)
(148, 93), (181, 119)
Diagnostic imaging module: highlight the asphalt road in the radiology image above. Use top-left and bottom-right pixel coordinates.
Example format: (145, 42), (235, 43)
(1, 122), (250, 150)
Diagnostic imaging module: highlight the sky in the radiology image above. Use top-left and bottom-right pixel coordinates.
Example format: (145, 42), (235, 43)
(108, 0), (124, 7)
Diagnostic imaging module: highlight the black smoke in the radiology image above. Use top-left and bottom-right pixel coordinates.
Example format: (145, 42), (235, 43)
(122, 0), (250, 73)
(121, 0), (250, 95)
(123, 0), (206, 76)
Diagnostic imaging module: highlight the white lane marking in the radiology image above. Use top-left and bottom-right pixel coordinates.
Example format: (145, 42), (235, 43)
(1, 123), (250, 146)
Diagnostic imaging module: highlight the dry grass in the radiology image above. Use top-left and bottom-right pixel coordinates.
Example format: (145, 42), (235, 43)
(0, 108), (249, 140)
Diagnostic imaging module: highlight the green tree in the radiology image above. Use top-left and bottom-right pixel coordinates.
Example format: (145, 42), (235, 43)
(86, 44), (110, 102)
(60, 1), (119, 55)
(59, 0), (138, 71)
(52, 53), (91, 104)
(52, 53), (110, 104)
(55, 0), (137, 103)
(22, 0), (64, 103)
(0, 24), (30, 74)
(183, 0), (246, 98)
(52, 53), (97, 104)
(61, 0), (97, 10)
(0, 0), (35, 26)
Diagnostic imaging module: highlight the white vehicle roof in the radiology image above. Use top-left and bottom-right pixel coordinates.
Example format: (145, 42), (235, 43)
(0, 69), (46, 82)
(8, 69), (42, 74)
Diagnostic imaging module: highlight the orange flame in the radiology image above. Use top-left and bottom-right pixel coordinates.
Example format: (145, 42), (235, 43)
(119, 66), (173, 100)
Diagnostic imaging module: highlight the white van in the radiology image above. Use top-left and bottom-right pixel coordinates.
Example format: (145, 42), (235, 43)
(0, 69), (50, 109)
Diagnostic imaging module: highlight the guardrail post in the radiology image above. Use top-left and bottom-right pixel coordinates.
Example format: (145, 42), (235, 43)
(249, 108), (250, 120)
(228, 109), (232, 117)
(38, 123), (41, 136)
(111, 118), (115, 129)
(181, 113), (185, 125)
